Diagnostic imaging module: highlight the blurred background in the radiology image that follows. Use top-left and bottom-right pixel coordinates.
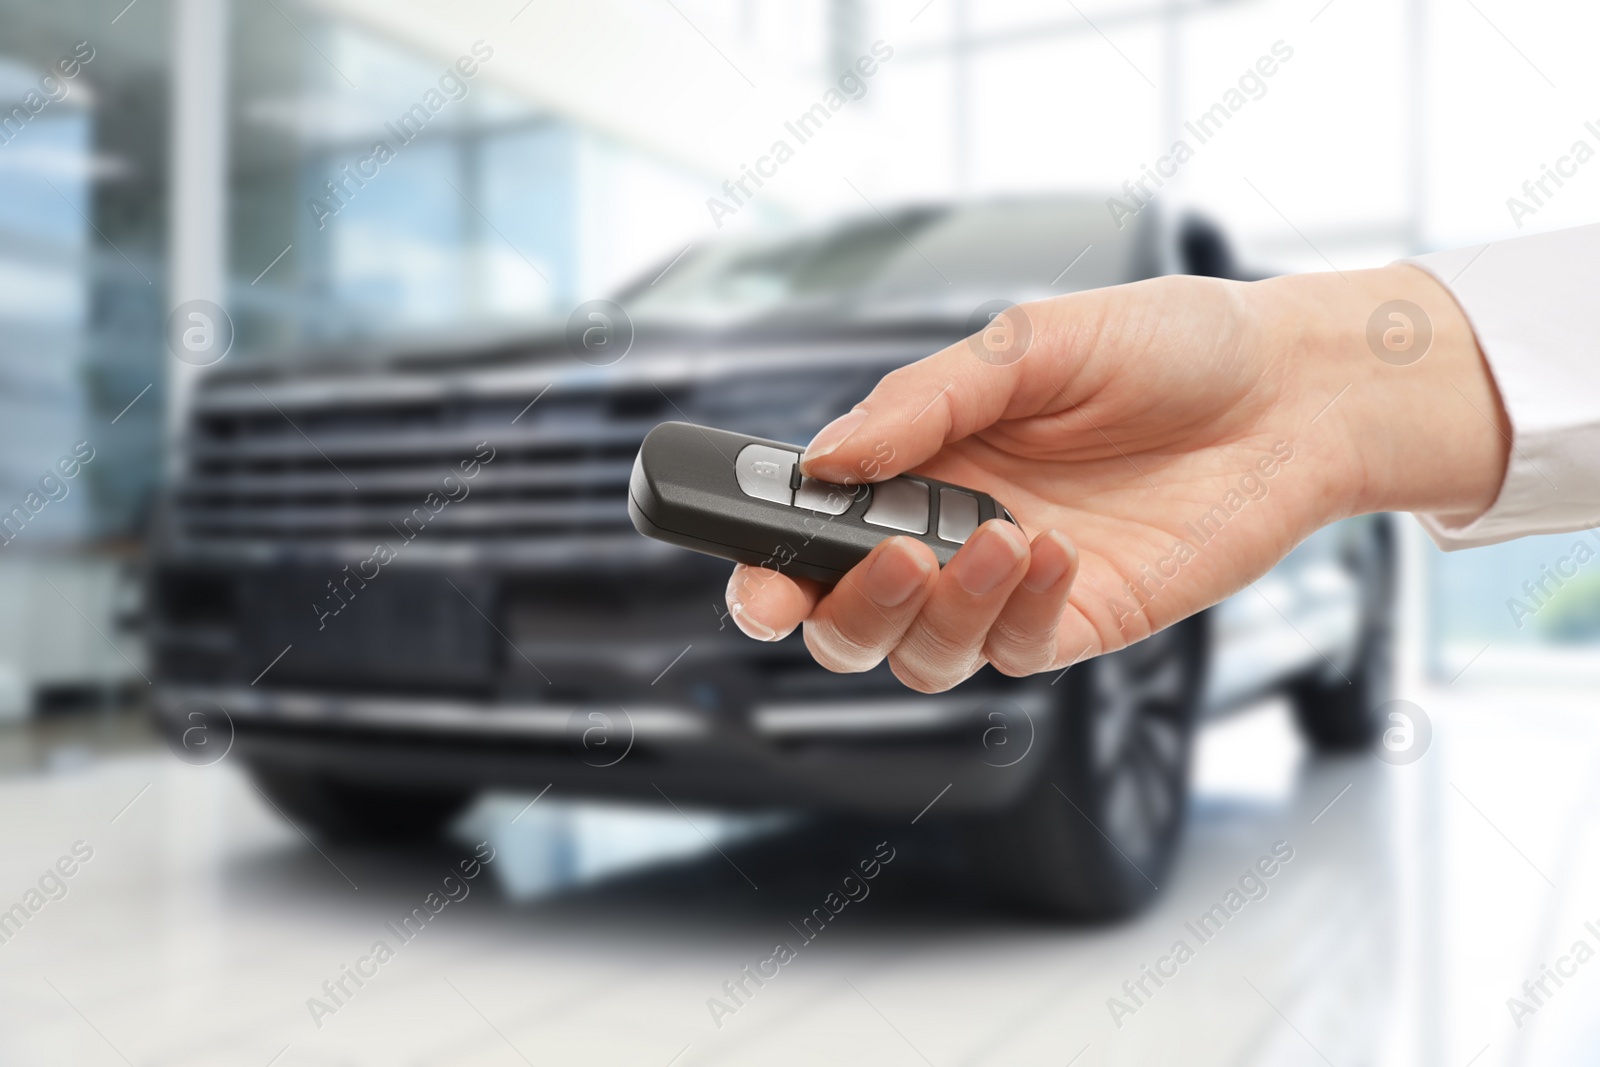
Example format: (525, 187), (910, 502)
(2, 0), (1599, 1064)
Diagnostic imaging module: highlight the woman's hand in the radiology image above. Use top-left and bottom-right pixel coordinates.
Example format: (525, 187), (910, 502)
(725, 264), (1508, 693)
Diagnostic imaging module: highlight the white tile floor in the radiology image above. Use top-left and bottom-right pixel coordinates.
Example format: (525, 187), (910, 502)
(0, 686), (1594, 1066)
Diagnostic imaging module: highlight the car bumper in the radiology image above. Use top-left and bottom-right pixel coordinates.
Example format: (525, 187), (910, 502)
(154, 683), (1057, 816)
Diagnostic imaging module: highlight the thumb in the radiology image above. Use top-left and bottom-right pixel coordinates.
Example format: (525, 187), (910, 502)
(798, 306), (1039, 483)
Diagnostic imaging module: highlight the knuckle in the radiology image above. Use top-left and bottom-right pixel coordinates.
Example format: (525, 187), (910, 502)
(908, 612), (977, 666)
(887, 652), (957, 694)
(877, 363), (917, 392)
(891, 630), (977, 694)
(986, 650), (1049, 678)
(802, 621), (884, 674)
(984, 617), (1056, 677)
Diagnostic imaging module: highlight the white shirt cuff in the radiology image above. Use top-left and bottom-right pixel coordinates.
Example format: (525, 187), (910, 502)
(1405, 224), (1600, 550)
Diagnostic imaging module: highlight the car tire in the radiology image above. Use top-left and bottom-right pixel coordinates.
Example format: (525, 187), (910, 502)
(1290, 515), (1397, 752)
(962, 616), (1207, 920)
(247, 763), (475, 843)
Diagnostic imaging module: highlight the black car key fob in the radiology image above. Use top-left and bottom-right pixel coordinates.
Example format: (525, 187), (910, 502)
(628, 421), (1021, 583)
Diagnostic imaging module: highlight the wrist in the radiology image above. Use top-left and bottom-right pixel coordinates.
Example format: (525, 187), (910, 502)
(1253, 262), (1509, 522)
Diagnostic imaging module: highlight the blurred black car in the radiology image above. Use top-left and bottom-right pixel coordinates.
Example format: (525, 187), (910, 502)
(150, 199), (1393, 918)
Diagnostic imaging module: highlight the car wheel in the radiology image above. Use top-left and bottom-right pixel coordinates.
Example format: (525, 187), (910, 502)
(247, 763), (475, 843)
(1290, 515), (1397, 752)
(963, 616), (1207, 919)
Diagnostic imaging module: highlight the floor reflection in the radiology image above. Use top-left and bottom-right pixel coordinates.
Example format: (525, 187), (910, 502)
(1, 690), (1590, 1066)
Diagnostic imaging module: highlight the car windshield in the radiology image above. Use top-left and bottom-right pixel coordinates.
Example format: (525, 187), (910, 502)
(618, 198), (1142, 330)
(620, 211), (943, 325)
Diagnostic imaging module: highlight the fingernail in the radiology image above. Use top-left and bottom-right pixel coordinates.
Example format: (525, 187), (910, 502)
(726, 573), (782, 641)
(864, 543), (932, 608)
(952, 522), (1026, 597)
(1022, 531), (1076, 593)
(803, 408), (869, 465)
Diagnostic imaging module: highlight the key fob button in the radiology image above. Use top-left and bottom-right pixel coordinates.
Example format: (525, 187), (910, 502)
(795, 476), (854, 515)
(864, 478), (930, 534)
(936, 488), (980, 543)
(735, 444), (798, 505)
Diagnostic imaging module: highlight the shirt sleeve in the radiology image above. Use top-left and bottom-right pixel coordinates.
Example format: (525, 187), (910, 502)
(1405, 223), (1600, 550)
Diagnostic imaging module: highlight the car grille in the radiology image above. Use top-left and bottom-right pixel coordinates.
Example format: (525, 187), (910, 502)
(175, 378), (678, 546)
(171, 358), (885, 553)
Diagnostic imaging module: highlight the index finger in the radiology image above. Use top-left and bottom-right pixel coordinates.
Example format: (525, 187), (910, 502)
(798, 294), (1091, 483)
